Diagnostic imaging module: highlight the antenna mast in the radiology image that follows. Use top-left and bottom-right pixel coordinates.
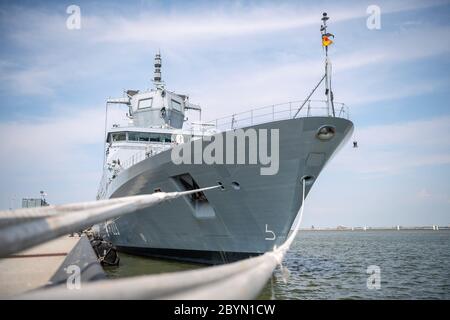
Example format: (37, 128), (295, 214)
(153, 51), (164, 89)
(321, 12), (335, 117)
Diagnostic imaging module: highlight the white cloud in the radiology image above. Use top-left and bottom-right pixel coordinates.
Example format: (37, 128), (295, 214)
(0, 0), (449, 215)
(1, 0), (448, 101)
(0, 108), (103, 155)
(417, 188), (432, 199)
(417, 188), (450, 204)
(355, 116), (450, 147)
(0, 106), (106, 205)
(87, 0), (447, 44)
(1, 68), (56, 96)
(331, 116), (450, 176)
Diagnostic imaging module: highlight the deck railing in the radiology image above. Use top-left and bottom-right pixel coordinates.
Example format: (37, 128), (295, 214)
(97, 143), (173, 199)
(203, 99), (349, 132)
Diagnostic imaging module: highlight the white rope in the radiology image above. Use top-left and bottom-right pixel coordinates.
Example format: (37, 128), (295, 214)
(16, 181), (308, 300)
(0, 186), (220, 258)
(275, 177), (306, 254)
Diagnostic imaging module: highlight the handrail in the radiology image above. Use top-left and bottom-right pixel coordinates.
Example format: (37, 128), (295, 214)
(203, 99), (349, 132)
(97, 143), (173, 200)
(206, 99), (345, 122)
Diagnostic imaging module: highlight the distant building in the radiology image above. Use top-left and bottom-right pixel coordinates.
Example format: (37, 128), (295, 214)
(21, 198), (48, 208)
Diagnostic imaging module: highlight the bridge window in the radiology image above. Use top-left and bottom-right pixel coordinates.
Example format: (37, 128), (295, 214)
(111, 132), (126, 142)
(138, 98), (153, 109)
(127, 132), (173, 143)
(128, 132), (138, 141)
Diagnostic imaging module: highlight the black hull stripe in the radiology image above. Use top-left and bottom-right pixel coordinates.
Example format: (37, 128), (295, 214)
(116, 245), (262, 265)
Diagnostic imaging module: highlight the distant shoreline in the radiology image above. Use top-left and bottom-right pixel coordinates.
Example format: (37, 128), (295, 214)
(298, 226), (450, 231)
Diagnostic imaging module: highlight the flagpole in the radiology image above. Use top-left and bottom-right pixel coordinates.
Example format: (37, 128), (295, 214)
(321, 12), (335, 117)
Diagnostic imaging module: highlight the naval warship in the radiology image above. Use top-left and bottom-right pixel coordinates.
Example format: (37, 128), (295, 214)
(96, 14), (354, 264)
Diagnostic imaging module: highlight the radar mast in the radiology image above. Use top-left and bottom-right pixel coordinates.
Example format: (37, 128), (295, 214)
(153, 51), (164, 89)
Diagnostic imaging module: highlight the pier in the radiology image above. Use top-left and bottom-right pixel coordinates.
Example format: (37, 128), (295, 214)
(0, 236), (80, 298)
(0, 183), (304, 299)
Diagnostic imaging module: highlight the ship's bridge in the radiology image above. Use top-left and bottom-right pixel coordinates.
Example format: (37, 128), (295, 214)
(127, 88), (187, 129)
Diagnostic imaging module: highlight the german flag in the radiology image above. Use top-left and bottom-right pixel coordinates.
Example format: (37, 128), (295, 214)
(322, 34), (333, 47)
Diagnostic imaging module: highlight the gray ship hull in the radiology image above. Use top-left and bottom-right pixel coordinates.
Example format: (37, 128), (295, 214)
(99, 117), (353, 264)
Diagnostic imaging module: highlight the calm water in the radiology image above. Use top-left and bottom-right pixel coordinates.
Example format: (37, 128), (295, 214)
(105, 230), (450, 299)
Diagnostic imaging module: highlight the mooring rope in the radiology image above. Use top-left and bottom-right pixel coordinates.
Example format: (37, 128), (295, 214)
(275, 177), (306, 255)
(17, 180), (307, 300)
(0, 185), (221, 258)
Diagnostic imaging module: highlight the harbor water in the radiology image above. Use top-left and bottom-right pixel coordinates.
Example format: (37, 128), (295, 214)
(105, 230), (450, 299)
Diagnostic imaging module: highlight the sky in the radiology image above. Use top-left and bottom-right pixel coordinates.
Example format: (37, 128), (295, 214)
(0, 0), (449, 227)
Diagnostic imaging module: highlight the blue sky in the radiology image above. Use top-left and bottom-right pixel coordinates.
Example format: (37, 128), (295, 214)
(0, 0), (449, 227)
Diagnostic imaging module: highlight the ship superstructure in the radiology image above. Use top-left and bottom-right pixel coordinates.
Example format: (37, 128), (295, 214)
(96, 14), (354, 264)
